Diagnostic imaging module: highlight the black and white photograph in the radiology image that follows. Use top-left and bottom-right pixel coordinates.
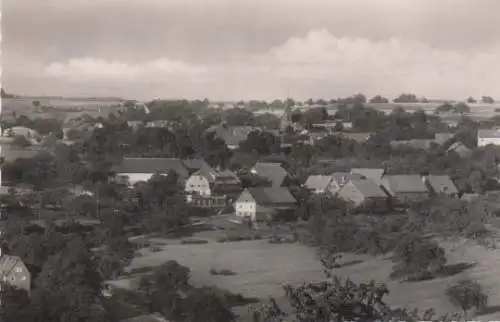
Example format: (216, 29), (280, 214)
(0, 0), (499, 321)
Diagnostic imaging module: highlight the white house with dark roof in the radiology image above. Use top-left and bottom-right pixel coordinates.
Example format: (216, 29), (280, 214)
(304, 172), (363, 194)
(337, 178), (388, 207)
(184, 165), (241, 197)
(478, 129), (500, 147)
(234, 187), (297, 222)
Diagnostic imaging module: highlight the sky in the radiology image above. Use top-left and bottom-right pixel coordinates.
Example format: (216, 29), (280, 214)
(2, 0), (500, 101)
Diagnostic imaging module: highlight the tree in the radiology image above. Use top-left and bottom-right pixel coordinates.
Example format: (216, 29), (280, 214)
(394, 93), (419, 103)
(446, 279), (487, 316)
(12, 135), (32, 147)
(467, 97), (477, 104)
(182, 287), (235, 322)
(435, 103), (454, 114)
(390, 234), (447, 281)
(481, 96), (495, 104)
(0, 283), (33, 321)
(369, 95), (389, 104)
(453, 102), (471, 115)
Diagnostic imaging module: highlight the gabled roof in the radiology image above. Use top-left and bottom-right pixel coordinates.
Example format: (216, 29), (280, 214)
(207, 125), (261, 146)
(246, 187), (297, 205)
(350, 168), (385, 180)
(182, 159), (209, 171)
(304, 175), (333, 190)
(337, 132), (373, 143)
(251, 162), (289, 187)
(478, 129), (500, 139)
(381, 175), (428, 194)
(426, 175), (458, 195)
(434, 133), (455, 145)
(113, 158), (189, 178)
(348, 179), (387, 198)
(195, 166), (240, 184)
(447, 142), (473, 158)
(0, 255), (27, 279)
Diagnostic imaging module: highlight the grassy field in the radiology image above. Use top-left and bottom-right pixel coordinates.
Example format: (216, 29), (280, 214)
(108, 230), (500, 321)
(1, 98), (122, 121)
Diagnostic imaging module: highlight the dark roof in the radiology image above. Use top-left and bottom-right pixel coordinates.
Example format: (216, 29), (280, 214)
(113, 158), (189, 178)
(426, 175), (458, 195)
(207, 125), (261, 146)
(182, 159), (209, 171)
(251, 162), (289, 187)
(381, 175), (428, 194)
(348, 179), (387, 198)
(247, 187), (297, 205)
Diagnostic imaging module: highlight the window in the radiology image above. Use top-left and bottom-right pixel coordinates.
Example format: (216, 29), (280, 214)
(21, 276), (26, 281)
(15, 267), (22, 273)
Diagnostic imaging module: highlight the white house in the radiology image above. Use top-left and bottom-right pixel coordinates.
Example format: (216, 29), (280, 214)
(184, 166), (241, 198)
(477, 129), (500, 147)
(234, 187), (297, 222)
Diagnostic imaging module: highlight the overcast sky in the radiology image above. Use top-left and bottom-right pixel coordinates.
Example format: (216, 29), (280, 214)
(2, 0), (500, 101)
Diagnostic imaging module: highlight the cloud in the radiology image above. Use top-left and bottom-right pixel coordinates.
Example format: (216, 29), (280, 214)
(35, 29), (500, 100)
(45, 58), (206, 82)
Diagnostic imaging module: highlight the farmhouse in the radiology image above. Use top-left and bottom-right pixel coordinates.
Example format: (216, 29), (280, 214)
(477, 129), (500, 147)
(380, 174), (429, 204)
(423, 175), (459, 196)
(337, 178), (388, 208)
(250, 162), (289, 187)
(234, 187), (297, 222)
(184, 166), (241, 197)
(350, 168), (385, 184)
(112, 157), (190, 185)
(206, 124), (261, 149)
(0, 254), (31, 295)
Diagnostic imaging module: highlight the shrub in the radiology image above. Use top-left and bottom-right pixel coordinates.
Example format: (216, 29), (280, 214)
(180, 239), (209, 245)
(217, 232), (261, 243)
(209, 268), (237, 276)
(446, 279), (487, 316)
(390, 234), (447, 281)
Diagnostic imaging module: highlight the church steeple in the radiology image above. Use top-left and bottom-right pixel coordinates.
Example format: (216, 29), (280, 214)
(280, 92), (293, 132)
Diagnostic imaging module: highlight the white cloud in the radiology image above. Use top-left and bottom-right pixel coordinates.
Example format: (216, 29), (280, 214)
(39, 29), (500, 100)
(45, 58), (206, 82)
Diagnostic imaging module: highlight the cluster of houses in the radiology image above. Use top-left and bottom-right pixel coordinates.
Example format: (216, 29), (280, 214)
(111, 155), (460, 223)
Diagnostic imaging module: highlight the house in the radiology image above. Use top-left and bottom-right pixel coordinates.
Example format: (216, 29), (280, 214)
(390, 139), (434, 150)
(447, 142), (473, 158)
(350, 168), (385, 184)
(234, 187), (297, 222)
(121, 313), (171, 322)
(250, 162), (290, 187)
(337, 132), (373, 143)
(0, 254), (31, 295)
(112, 157), (190, 185)
(434, 133), (455, 145)
(477, 129), (500, 147)
(380, 175), (429, 204)
(184, 166), (241, 208)
(303, 175), (336, 194)
(206, 124), (261, 149)
(423, 175), (459, 196)
(337, 178), (388, 208)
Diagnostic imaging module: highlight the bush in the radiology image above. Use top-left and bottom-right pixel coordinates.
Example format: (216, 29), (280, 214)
(390, 234), (447, 281)
(217, 232), (261, 243)
(210, 268), (237, 276)
(180, 239), (209, 245)
(446, 279), (487, 316)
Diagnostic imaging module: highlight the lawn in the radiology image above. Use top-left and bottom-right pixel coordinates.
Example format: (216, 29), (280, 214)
(109, 232), (500, 321)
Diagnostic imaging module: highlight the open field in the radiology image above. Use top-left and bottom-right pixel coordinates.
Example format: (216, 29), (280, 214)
(1, 98), (122, 121)
(108, 230), (500, 321)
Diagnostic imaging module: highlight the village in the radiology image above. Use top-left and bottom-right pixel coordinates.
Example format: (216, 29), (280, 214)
(2, 93), (500, 321)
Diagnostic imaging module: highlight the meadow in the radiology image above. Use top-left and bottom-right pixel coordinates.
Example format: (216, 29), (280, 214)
(109, 230), (500, 321)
